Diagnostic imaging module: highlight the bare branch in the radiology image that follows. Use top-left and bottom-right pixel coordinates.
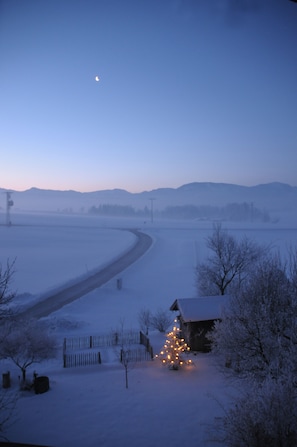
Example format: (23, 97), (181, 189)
(0, 319), (57, 382)
(196, 223), (268, 296)
(151, 309), (173, 333)
(0, 258), (17, 320)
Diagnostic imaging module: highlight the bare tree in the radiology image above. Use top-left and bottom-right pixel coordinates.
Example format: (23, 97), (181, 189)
(113, 319), (135, 389)
(138, 307), (152, 335)
(196, 223), (267, 296)
(0, 259), (16, 320)
(120, 347), (131, 389)
(151, 309), (173, 333)
(0, 319), (57, 384)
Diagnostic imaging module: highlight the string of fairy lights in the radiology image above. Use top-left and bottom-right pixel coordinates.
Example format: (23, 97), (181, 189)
(156, 319), (193, 370)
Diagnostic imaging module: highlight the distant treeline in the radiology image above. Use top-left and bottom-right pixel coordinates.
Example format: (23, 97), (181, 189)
(89, 204), (146, 217)
(89, 202), (270, 222)
(163, 203), (270, 222)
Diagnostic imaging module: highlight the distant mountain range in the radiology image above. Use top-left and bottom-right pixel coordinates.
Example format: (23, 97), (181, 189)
(1, 182), (297, 222)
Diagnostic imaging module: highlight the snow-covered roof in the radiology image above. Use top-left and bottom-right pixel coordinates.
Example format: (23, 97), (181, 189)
(170, 295), (231, 322)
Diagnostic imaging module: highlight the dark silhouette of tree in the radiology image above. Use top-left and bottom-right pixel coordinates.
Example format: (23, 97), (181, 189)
(196, 223), (266, 296)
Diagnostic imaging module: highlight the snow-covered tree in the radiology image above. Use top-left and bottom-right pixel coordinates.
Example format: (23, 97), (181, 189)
(196, 223), (267, 296)
(156, 319), (192, 369)
(209, 252), (297, 446)
(0, 258), (16, 320)
(0, 319), (57, 383)
(210, 255), (297, 382)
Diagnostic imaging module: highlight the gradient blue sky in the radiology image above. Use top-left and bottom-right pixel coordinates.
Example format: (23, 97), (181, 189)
(1, 0), (296, 193)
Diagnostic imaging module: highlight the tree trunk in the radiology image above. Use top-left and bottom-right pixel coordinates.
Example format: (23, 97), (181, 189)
(125, 366), (128, 389)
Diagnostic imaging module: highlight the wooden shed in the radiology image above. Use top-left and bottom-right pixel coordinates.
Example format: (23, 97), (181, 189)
(170, 295), (230, 352)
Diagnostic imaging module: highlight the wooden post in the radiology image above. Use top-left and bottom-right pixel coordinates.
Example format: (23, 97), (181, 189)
(2, 372), (10, 388)
(149, 346), (153, 359)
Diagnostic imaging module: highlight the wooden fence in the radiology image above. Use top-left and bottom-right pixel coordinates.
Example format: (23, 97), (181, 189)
(64, 330), (141, 351)
(120, 347), (153, 363)
(63, 330), (154, 368)
(63, 351), (101, 368)
(139, 332), (154, 359)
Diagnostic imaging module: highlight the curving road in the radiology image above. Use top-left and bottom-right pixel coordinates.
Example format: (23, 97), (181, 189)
(18, 229), (152, 320)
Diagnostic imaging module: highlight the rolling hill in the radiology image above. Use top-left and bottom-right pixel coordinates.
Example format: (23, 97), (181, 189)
(1, 182), (296, 223)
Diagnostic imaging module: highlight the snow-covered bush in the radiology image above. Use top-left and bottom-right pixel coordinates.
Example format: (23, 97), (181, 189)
(210, 255), (297, 382)
(216, 378), (297, 447)
(209, 252), (297, 446)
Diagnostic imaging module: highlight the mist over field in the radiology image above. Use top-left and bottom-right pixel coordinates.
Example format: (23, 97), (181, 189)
(1, 182), (297, 224)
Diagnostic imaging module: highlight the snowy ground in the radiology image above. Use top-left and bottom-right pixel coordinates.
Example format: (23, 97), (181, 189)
(1, 212), (297, 447)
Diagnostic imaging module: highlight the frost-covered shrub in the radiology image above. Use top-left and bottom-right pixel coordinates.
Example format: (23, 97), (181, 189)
(210, 255), (297, 382)
(217, 379), (297, 447)
(209, 253), (297, 446)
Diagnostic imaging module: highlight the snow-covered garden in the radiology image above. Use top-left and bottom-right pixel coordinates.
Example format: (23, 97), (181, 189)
(1, 213), (297, 447)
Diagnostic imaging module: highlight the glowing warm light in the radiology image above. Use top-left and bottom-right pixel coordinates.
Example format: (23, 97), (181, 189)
(156, 320), (193, 370)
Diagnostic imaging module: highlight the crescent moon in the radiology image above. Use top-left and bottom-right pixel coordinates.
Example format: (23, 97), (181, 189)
(95, 76), (100, 82)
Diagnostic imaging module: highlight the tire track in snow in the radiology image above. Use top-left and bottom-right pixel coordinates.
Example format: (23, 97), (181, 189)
(18, 229), (152, 319)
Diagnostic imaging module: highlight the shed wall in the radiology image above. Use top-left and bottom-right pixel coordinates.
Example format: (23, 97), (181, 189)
(180, 319), (215, 352)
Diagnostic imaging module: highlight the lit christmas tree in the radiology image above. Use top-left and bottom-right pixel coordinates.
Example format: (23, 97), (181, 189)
(156, 319), (193, 370)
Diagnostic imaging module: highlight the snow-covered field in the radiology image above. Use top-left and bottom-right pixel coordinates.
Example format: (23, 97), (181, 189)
(1, 212), (297, 447)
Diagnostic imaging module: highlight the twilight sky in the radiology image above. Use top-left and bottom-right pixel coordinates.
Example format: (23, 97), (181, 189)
(1, 0), (296, 193)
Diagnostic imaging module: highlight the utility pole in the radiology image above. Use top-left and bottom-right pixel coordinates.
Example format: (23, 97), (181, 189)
(5, 191), (14, 226)
(250, 202), (254, 223)
(149, 198), (155, 223)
